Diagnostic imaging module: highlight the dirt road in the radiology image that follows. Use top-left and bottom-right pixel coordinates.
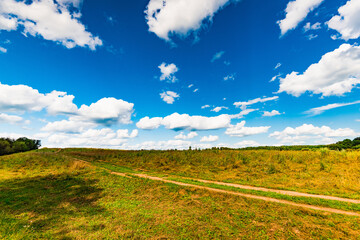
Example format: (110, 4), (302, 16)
(127, 173), (360, 217)
(62, 154), (360, 217)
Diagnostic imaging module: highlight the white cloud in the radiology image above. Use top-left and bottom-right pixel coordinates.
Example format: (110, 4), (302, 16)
(126, 140), (191, 150)
(211, 51), (225, 62)
(211, 106), (228, 112)
(270, 124), (357, 144)
(158, 63), (178, 83)
(0, 82), (77, 114)
(263, 110), (282, 117)
(193, 88), (199, 93)
(0, 132), (31, 139)
(145, 0), (231, 41)
(188, 84), (194, 88)
(303, 22), (321, 32)
(200, 135), (219, 142)
(0, 83), (134, 128)
(136, 117), (163, 130)
(0, 46), (6, 53)
(136, 113), (232, 131)
(327, 0), (360, 40)
(278, 44), (360, 97)
(201, 105), (210, 109)
(225, 121), (270, 137)
(234, 96), (279, 109)
(175, 132), (198, 140)
(76, 98), (134, 126)
(224, 73), (235, 81)
(0, 0), (102, 50)
(270, 73), (282, 82)
(236, 108), (258, 117)
(160, 91), (179, 104)
(41, 119), (96, 133)
(274, 63), (282, 70)
(306, 34), (318, 40)
(278, 0), (324, 35)
(45, 128), (138, 148)
(0, 113), (23, 124)
(305, 100), (360, 116)
(57, 0), (83, 8)
(234, 140), (259, 148)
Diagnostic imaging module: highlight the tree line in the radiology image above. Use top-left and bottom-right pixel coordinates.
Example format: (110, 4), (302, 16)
(0, 137), (41, 156)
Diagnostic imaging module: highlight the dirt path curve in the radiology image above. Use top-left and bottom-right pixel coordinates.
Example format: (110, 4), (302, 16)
(59, 155), (360, 217)
(182, 178), (360, 204)
(130, 173), (360, 217)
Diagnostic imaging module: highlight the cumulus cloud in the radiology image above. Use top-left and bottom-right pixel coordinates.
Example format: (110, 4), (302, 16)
(0, 113), (23, 124)
(225, 121), (270, 137)
(0, 14), (17, 31)
(76, 98), (134, 126)
(145, 0), (231, 41)
(160, 91), (179, 104)
(274, 63), (282, 70)
(0, 83), (134, 129)
(201, 105), (210, 109)
(136, 113), (232, 131)
(41, 119), (96, 133)
(0, 0), (102, 50)
(327, 0), (360, 40)
(0, 82), (77, 114)
(175, 132), (198, 140)
(136, 117), (163, 130)
(278, 44), (360, 97)
(158, 63), (178, 83)
(45, 128), (138, 148)
(305, 100), (360, 116)
(263, 110), (282, 117)
(211, 51), (225, 62)
(278, 0), (324, 35)
(270, 124), (357, 144)
(200, 135), (219, 142)
(234, 96), (279, 110)
(0, 46), (6, 53)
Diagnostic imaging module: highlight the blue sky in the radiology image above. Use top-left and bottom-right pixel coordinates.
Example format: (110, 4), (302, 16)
(0, 0), (359, 149)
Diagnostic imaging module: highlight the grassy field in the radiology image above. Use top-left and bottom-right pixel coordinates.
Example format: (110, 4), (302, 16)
(1, 149), (360, 239)
(62, 148), (360, 199)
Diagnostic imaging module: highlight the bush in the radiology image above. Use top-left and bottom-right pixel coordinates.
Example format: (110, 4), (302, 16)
(0, 137), (41, 156)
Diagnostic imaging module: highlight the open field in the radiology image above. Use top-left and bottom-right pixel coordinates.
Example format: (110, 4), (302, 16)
(1, 148), (360, 239)
(62, 148), (360, 199)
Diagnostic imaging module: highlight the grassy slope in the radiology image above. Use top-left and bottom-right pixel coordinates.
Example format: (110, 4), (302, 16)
(62, 148), (360, 199)
(0, 150), (360, 239)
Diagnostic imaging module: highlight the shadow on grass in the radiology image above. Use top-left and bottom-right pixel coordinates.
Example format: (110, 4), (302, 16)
(0, 173), (105, 239)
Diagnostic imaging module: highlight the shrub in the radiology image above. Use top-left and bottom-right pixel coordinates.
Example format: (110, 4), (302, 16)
(0, 137), (41, 156)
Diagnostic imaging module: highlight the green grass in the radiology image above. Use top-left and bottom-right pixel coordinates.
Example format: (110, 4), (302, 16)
(59, 148), (360, 199)
(166, 177), (360, 213)
(70, 157), (360, 214)
(1, 150), (360, 239)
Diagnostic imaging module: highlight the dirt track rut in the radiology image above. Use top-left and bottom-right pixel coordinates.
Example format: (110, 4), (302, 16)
(127, 173), (360, 217)
(63, 155), (360, 217)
